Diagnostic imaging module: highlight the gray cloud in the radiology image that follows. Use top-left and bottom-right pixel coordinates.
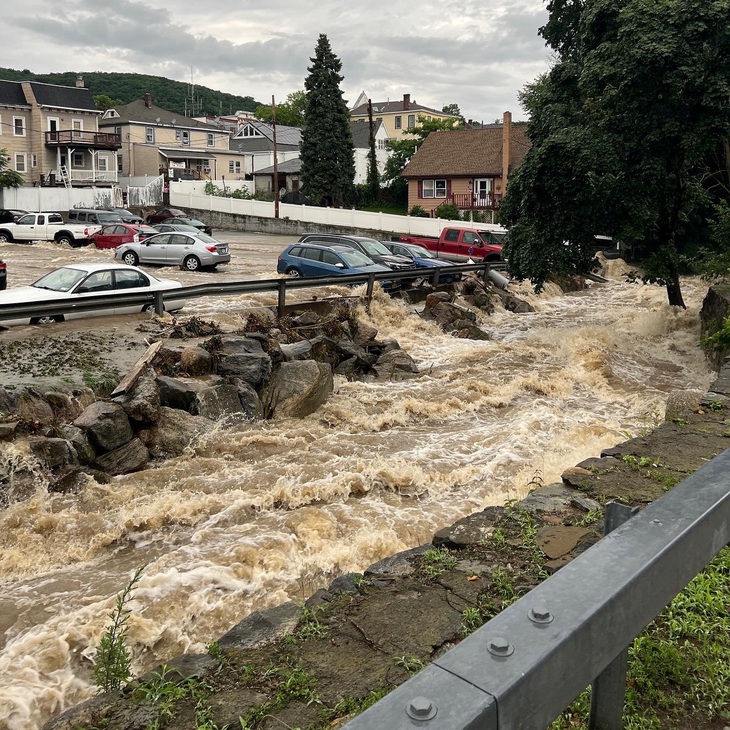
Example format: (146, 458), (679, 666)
(2, 0), (550, 121)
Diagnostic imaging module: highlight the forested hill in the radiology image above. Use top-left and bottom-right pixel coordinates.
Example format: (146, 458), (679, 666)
(0, 68), (261, 116)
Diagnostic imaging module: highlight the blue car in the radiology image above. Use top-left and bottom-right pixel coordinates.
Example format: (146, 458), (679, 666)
(382, 241), (461, 283)
(277, 242), (394, 282)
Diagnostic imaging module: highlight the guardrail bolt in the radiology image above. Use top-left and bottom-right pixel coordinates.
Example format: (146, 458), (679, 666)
(406, 696), (437, 721)
(488, 636), (514, 657)
(528, 605), (554, 624)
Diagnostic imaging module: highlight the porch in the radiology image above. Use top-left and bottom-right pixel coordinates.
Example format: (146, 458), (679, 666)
(450, 193), (502, 210)
(44, 130), (122, 150)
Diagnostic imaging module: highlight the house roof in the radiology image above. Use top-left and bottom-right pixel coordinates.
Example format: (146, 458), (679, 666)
(349, 119), (383, 148)
(401, 124), (531, 178)
(158, 148), (215, 160)
(351, 99), (448, 118)
(100, 98), (215, 130)
(253, 157), (302, 175)
(0, 79), (98, 112)
(232, 120), (302, 146)
(0, 80), (30, 107)
(29, 81), (98, 112)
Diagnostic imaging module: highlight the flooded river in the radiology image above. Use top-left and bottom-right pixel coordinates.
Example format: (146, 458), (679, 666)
(0, 235), (715, 729)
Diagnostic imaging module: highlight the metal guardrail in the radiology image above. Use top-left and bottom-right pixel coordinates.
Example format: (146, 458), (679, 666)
(342, 448), (730, 729)
(0, 262), (505, 324)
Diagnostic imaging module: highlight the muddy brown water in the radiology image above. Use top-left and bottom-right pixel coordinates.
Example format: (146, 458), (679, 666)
(0, 236), (716, 729)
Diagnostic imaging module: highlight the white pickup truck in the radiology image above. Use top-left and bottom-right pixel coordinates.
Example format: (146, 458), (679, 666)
(0, 212), (100, 247)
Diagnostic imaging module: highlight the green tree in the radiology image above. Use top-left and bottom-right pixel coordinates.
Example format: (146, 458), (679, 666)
(93, 94), (123, 111)
(254, 91), (307, 127)
(442, 103), (465, 124)
(501, 0), (730, 307)
(300, 35), (355, 207)
(0, 148), (24, 188)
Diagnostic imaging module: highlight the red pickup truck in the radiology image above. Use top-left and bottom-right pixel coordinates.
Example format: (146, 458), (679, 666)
(398, 227), (504, 263)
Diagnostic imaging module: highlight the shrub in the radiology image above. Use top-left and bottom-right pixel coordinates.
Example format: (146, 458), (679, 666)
(434, 203), (461, 220)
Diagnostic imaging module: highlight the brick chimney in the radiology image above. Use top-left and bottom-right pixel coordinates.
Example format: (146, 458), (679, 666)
(75, 75), (84, 88)
(143, 93), (152, 108)
(403, 93), (410, 110)
(501, 111), (512, 192)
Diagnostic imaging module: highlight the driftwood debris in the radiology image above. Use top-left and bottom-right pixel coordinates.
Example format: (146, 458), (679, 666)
(110, 341), (163, 397)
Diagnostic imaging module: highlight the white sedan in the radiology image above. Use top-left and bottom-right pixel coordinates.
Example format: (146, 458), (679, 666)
(0, 263), (186, 325)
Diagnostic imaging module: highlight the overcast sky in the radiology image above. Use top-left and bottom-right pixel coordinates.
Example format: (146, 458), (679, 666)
(3, 0), (552, 123)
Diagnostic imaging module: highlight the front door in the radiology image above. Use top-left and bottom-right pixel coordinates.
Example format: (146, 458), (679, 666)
(474, 178), (493, 207)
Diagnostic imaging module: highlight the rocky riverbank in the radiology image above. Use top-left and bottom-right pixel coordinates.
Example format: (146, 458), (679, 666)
(34, 284), (730, 730)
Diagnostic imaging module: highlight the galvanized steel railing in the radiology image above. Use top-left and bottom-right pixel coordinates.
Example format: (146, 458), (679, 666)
(341, 448), (730, 729)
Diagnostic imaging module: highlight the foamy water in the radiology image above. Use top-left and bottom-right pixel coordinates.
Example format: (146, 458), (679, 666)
(0, 267), (715, 730)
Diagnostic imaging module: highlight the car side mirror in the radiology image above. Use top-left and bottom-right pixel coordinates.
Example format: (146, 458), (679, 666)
(335, 262), (345, 268)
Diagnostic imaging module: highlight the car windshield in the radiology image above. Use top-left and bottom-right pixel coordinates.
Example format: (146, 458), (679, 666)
(339, 249), (375, 267)
(358, 239), (391, 255)
(399, 244), (434, 259)
(32, 267), (88, 292)
(97, 213), (122, 222)
(115, 209), (135, 217)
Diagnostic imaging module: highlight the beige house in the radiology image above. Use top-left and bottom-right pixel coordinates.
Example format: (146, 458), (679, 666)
(401, 112), (530, 217)
(0, 76), (120, 187)
(100, 94), (246, 181)
(350, 92), (458, 140)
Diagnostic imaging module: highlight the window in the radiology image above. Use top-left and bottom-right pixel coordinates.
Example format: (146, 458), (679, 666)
(117, 155), (123, 173)
(422, 179), (447, 199)
(175, 130), (181, 141)
(13, 117), (26, 136)
(181, 130), (190, 146)
(14, 153), (26, 172)
(229, 160), (243, 174)
(31, 154), (37, 168)
(98, 157), (108, 172)
(145, 127), (155, 143)
(115, 270), (149, 289)
(72, 152), (84, 167)
(114, 126), (121, 136)
(394, 116), (402, 129)
(376, 139), (387, 150)
(207, 133), (214, 147)
(72, 119), (83, 139)
(407, 115), (415, 129)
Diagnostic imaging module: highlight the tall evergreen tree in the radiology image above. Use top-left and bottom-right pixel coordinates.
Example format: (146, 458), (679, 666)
(300, 35), (355, 207)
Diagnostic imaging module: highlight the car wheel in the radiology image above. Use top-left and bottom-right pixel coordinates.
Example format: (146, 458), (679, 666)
(0, 232), (13, 243)
(30, 315), (64, 325)
(89, 239), (97, 248)
(285, 267), (302, 277)
(122, 251), (139, 266)
(484, 255), (502, 263)
(183, 255), (201, 271)
(141, 303), (162, 313)
(55, 234), (74, 247)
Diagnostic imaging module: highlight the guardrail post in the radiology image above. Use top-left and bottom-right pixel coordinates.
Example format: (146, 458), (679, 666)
(277, 280), (287, 318)
(431, 268), (441, 286)
(154, 291), (164, 315)
(589, 502), (640, 730)
(366, 273), (375, 308)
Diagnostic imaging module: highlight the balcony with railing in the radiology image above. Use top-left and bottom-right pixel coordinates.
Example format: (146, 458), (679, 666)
(44, 130), (122, 149)
(450, 193), (502, 210)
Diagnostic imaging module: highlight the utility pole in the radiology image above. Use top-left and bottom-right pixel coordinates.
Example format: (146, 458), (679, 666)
(272, 95), (279, 219)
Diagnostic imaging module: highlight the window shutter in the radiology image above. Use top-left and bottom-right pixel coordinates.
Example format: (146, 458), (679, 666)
(418, 180), (423, 198)
(446, 180), (452, 198)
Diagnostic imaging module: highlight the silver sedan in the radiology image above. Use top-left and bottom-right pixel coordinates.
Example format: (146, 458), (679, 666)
(114, 231), (231, 271)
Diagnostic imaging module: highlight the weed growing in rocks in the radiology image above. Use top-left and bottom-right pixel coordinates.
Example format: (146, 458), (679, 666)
(420, 547), (458, 579)
(93, 565), (145, 693)
(394, 656), (426, 675)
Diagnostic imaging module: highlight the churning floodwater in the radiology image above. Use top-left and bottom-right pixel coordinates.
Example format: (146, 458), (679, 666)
(0, 264), (716, 730)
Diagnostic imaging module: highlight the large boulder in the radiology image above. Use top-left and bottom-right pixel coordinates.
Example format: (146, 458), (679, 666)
(194, 384), (247, 422)
(264, 361), (334, 419)
(58, 425), (96, 465)
(235, 380), (263, 421)
(0, 387), (20, 417)
(215, 336), (272, 388)
(73, 402), (133, 453)
(113, 367), (160, 424)
(157, 376), (205, 413)
(373, 347), (419, 380)
(95, 438), (149, 475)
(138, 406), (213, 459)
(28, 437), (77, 469)
(180, 346), (214, 375)
(16, 389), (55, 426)
(42, 392), (85, 423)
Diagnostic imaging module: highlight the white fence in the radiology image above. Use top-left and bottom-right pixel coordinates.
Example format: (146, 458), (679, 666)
(0, 187), (121, 213)
(169, 187), (505, 237)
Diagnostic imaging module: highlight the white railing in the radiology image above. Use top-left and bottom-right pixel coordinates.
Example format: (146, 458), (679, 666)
(68, 170), (118, 183)
(169, 188), (505, 237)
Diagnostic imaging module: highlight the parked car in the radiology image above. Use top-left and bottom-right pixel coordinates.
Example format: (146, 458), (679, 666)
(0, 259), (6, 290)
(67, 208), (125, 226)
(115, 231), (230, 271)
(277, 242), (392, 282)
(381, 241), (461, 283)
(145, 208), (189, 225)
(0, 263), (185, 325)
(89, 223), (160, 249)
(99, 207), (145, 225)
(297, 233), (415, 271)
(0, 209), (28, 224)
(152, 223), (202, 234)
(170, 217), (213, 236)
